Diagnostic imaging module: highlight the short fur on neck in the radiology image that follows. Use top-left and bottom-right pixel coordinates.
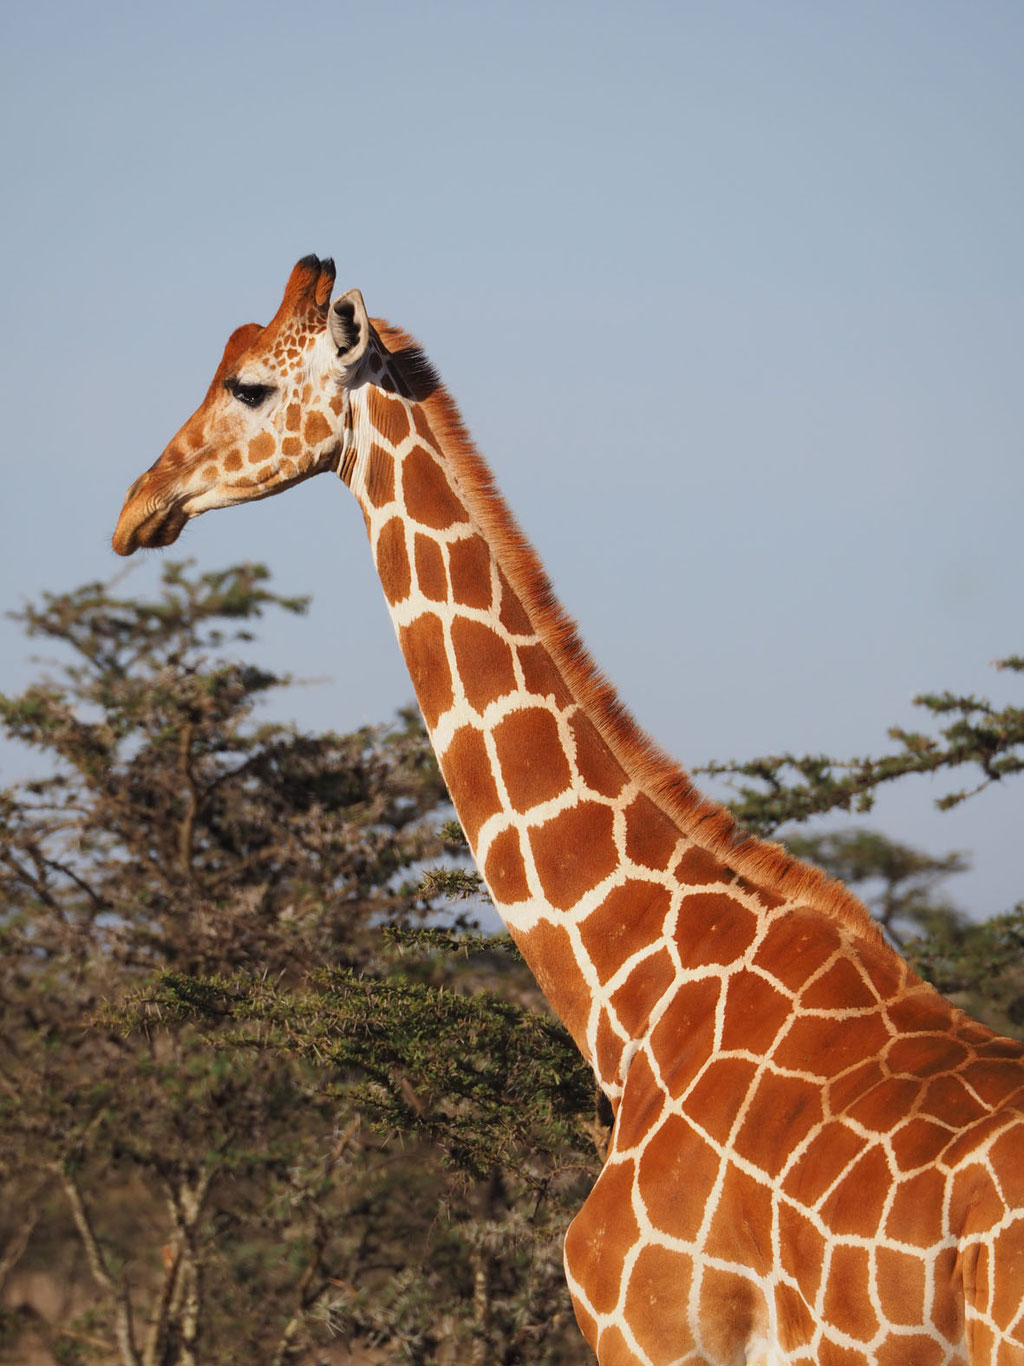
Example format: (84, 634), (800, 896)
(368, 318), (882, 946)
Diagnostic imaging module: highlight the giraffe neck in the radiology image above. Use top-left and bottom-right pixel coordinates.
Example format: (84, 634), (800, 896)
(339, 328), (882, 1100)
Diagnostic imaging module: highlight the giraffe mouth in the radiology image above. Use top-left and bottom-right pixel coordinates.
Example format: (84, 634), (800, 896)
(112, 496), (190, 556)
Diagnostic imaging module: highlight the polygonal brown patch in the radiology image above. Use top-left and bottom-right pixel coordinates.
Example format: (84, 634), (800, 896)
(876, 1336), (946, 1366)
(439, 727), (501, 844)
(859, 942), (905, 1001)
(884, 1166), (947, 1248)
(822, 1244), (878, 1341)
(827, 1058), (885, 1115)
(885, 987), (958, 1034)
(609, 948), (675, 1036)
(594, 1327), (645, 1364)
(403, 445), (467, 529)
(448, 534), (493, 608)
(497, 570), (533, 635)
(920, 1073), (987, 1128)
(517, 642), (572, 707)
(637, 1113), (721, 1242)
(578, 880), (672, 983)
(819, 1143), (892, 1238)
(375, 517), (410, 605)
(683, 1056), (760, 1146)
(773, 1011), (891, 1078)
(885, 1034), (968, 1079)
(622, 1244), (694, 1366)
(745, 878), (786, 910)
(698, 1266), (764, 1361)
(966, 1319), (997, 1364)
(398, 613), (452, 727)
(482, 825), (530, 903)
(673, 844), (727, 886)
(413, 533), (447, 602)
(594, 1012), (625, 1085)
(778, 1200), (826, 1307)
(304, 410), (331, 444)
(615, 1049), (665, 1150)
(774, 1281), (815, 1351)
(676, 892), (759, 967)
(781, 1121), (866, 1207)
(844, 1075), (922, 1132)
(752, 913), (842, 992)
(889, 1116), (955, 1172)
(247, 432), (275, 464)
(648, 977), (720, 1099)
(366, 445), (395, 507)
(492, 707), (570, 813)
(569, 1297), (598, 1354)
(938, 1113), (1005, 1172)
(988, 1124), (1024, 1212)
(411, 402), (437, 447)
(623, 792), (678, 870)
(528, 801), (616, 911)
(800, 956), (880, 1011)
(718, 968), (793, 1056)
(930, 1244), (965, 1345)
(874, 1246), (927, 1326)
(569, 711), (626, 798)
(961, 1057), (1024, 1109)
(563, 1159), (639, 1316)
(964, 1234), (990, 1314)
(517, 918), (591, 1048)
(817, 1340), (874, 1366)
(733, 1071), (824, 1178)
(987, 1227), (1024, 1343)
(704, 1166), (774, 1271)
(368, 387), (411, 445)
(451, 619), (516, 713)
(977, 1033), (1024, 1059)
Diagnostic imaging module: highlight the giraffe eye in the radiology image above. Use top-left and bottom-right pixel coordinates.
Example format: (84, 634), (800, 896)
(225, 377), (276, 409)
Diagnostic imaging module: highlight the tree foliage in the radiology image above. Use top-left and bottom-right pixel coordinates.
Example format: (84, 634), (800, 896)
(0, 564), (1019, 1364)
(697, 658), (1024, 833)
(0, 564), (596, 1365)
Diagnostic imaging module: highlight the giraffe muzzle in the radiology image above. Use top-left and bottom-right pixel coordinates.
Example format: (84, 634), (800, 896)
(112, 484), (189, 556)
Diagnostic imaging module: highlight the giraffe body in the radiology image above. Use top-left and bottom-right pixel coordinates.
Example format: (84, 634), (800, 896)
(112, 258), (1024, 1364)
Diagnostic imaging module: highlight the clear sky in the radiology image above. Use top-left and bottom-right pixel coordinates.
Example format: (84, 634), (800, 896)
(1, 1), (1021, 918)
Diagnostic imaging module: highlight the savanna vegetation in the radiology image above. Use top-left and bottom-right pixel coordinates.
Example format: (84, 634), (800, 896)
(0, 563), (1019, 1363)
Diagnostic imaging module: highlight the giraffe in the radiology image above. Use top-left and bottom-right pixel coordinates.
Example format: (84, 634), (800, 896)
(112, 256), (1024, 1365)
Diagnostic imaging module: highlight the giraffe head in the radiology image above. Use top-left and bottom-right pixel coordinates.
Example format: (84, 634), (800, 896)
(112, 255), (369, 555)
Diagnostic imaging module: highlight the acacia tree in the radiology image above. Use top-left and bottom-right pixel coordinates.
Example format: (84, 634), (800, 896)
(0, 563), (457, 1364)
(696, 657), (1024, 1033)
(132, 647), (1024, 1361)
(697, 659), (1024, 834)
(2, 563), (1020, 1364)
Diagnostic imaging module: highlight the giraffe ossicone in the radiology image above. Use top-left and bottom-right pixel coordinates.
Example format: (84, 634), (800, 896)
(112, 255), (1024, 1365)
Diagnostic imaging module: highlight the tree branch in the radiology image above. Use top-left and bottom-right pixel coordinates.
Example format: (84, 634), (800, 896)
(56, 1164), (140, 1366)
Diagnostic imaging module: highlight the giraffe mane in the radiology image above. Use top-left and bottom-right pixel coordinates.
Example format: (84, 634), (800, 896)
(371, 320), (882, 944)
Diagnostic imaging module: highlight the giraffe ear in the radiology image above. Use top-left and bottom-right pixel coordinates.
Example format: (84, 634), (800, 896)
(329, 288), (369, 364)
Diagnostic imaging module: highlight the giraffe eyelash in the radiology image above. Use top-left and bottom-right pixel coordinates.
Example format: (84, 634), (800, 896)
(224, 377), (276, 409)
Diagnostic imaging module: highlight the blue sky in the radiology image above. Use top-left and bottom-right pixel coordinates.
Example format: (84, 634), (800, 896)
(1, 1), (1021, 918)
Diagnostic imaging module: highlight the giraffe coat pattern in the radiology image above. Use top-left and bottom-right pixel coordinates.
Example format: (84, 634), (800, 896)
(112, 257), (1024, 1365)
